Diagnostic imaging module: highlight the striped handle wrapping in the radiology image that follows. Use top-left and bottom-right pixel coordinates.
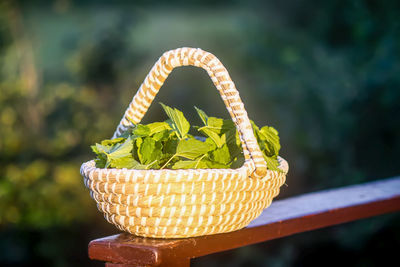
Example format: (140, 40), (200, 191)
(112, 47), (267, 178)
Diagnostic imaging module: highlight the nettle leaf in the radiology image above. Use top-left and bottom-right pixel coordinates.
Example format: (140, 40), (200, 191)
(100, 137), (126, 146)
(250, 121), (281, 171)
(250, 120), (260, 134)
(163, 138), (178, 155)
(210, 118), (235, 134)
(91, 137), (135, 168)
(93, 153), (107, 168)
(131, 137), (141, 162)
(176, 138), (212, 160)
(195, 107), (236, 147)
(194, 106), (208, 125)
(91, 144), (101, 155)
(172, 160), (206, 169)
(223, 129), (242, 159)
(259, 126), (280, 154)
(196, 107), (235, 134)
(205, 118), (235, 135)
(91, 144), (109, 168)
(147, 122), (171, 136)
(107, 137), (133, 158)
(160, 138), (212, 169)
(203, 159), (229, 169)
(198, 127), (225, 147)
(224, 128), (241, 145)
(230, 155), (245, 169)
(110, 156), (141, 169)
(94, 137), (132, 157)
(94, 144), (111, 156)
(263, 154), (280, 171)
(204, 137), (217, 151)
(152, 129), (171, 141)
(139, 137), (162, 167)
(210, 144), (232, 165)
(172, 158), (228, 169)
(161, 103), (190, 139)
(132, 124), (151, 138)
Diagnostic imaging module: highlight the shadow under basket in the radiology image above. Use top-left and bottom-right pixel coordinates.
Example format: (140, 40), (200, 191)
(80, 47), (289, 238)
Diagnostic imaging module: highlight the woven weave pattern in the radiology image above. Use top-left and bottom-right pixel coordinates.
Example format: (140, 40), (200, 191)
(81, 48), (289, 238)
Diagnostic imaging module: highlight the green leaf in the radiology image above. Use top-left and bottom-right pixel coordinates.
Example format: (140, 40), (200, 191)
(209, 117), (235, 134)
(107, 137), (133, 157)
(176, 138), (213, 160)
(210, 144), (232, 165)
(263, 154), (280, 171)
(163, 138), (178, 155)
(194, 106), (208, 125)
(132, 124), (151, 138)
(198, 127), (225, 147)
(223, 128), (242, 159)
(100, 137), (126, 146)
(147, 122), (171, 136)
(94, 153), (107, 168)
(259, 126), (280, 155)
(91, 144), (101, 155)
(230, 155), (245, 169)
(152, 129), (171, 141)
(195, 107), (236, 147)
(91, 144), (107, 168)
(94, 137), (132, 157)
(203, 159), (229, 169)
(172, 160), (204, 169)
(160, 103), (190, 139)
(195, 107), (235, 135)
(91, 137), (135, 168)
(250, 120), (260, 134)
(160, 138), (212, 169)
(134, 137), (143, 161)
(204, 137), (217, 151)
(171, 158), (228, 169)
(205, 117), (235, 135)
(139, 137), (162, 166)
(110, 156), (141, 169)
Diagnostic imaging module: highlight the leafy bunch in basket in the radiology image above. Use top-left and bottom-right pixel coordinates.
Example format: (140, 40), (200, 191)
(91, 103), (282, 171)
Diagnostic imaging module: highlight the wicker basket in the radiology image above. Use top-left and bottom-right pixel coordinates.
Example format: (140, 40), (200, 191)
(81, 47), (289, 238)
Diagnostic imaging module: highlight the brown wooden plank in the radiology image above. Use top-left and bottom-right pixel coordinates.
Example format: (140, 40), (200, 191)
(88, 176), (400, 266)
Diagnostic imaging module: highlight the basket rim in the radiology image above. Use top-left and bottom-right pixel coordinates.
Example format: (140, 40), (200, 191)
(81, 156), (289, 176)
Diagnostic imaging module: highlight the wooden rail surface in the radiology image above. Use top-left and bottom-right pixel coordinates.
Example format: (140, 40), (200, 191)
(88, 176), (400, 267)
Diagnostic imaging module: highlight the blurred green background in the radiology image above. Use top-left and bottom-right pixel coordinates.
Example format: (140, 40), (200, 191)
(0, 0), (399, 266)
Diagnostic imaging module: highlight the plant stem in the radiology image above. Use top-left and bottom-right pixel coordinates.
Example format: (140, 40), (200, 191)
(145, 160), (158, 169)
(194, 154), (207, 168)
(160, 154), (177, 169)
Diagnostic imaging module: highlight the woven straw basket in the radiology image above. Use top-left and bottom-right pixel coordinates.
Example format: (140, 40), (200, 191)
(81, 47), (289, 238)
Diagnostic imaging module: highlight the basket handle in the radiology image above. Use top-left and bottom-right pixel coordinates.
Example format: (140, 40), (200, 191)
(112, 47), (267, 178)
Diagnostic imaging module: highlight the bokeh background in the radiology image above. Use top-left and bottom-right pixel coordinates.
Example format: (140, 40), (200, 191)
(1, 0), (399, 266)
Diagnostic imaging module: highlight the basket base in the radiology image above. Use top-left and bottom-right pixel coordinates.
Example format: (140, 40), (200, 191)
(102, 199), (275, 238)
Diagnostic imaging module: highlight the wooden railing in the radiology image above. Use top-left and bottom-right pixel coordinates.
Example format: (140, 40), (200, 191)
(88, 176), (400, 267)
